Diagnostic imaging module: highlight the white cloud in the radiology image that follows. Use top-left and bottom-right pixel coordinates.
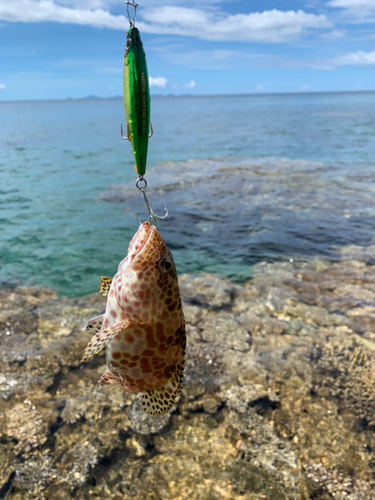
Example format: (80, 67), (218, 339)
(56, 0), (224, 6)
(328, 0), (375, 21)
(329, 0), (374, 6)
(149, 76), (167, 88)
(321, 30), (345, 39)
(334, 49), (375, 66)
(300, 84), (311, 91)
(139, 8), (332, 43)
(54, 0), (110, 7)
(184, 80), (196, 88)
(294, 49), (375, 70)
(256, 85), (263, 91)
(151, 47), (280, 70)
(0, 83), (5, 89)
(0, 3), (332, 43)
(0, 0), (126, 29)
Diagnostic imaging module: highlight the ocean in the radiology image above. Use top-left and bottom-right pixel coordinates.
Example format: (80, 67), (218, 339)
(1, 92), (375, 297)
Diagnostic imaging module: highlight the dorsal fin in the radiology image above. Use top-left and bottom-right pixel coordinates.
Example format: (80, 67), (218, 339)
(99, 276), (113, 297)
(81, 321), (129, 362)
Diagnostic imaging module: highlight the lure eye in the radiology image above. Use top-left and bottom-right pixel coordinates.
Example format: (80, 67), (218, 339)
(158, 256), (173, 274)
(126, 38), (132, 49)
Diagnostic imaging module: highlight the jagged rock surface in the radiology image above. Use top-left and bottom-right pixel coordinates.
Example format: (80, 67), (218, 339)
(1, 246), (375, 499)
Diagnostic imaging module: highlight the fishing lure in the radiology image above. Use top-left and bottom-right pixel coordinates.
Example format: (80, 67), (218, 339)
(122, 1), (168, 223)
(122, 2), (152, 177)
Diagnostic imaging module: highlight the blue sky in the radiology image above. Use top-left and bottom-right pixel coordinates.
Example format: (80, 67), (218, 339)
(1, 0), (375, 100)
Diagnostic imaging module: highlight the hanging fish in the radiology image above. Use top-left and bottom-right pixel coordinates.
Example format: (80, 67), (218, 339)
(122, 25), (152, 177)
(81, 222), (186, 416)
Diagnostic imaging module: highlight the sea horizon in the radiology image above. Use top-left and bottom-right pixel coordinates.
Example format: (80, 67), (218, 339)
(1, 88), (375, 104)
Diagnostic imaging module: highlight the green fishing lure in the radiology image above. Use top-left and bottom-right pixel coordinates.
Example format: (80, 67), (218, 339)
(123, 27), (151, 177)
(121, 1), (167, 222)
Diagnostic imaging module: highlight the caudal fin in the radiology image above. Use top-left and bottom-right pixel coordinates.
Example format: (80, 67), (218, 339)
(141, 359), (184, 416)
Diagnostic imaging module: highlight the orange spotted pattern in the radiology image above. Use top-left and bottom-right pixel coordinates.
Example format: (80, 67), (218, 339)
(83, 222), (186, 416)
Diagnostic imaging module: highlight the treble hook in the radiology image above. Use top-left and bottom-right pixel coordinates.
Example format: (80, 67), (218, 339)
(121, 122), (153, 140)
(121, 123), (131, 141)
(126, 0), (138, 28)
(136, 177), (168, 224)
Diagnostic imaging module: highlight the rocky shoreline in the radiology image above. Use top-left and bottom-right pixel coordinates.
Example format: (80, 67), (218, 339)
(1, 246), (375, 499)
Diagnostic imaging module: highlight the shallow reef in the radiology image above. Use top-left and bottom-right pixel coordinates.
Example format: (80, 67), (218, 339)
(1, 245), (375, 499)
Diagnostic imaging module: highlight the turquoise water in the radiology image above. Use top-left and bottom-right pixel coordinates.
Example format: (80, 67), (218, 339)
(1, 93), (375, 297)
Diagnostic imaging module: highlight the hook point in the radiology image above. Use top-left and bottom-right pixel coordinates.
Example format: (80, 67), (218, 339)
(135, 177), (168, 224)
(121, 123), (130, 141)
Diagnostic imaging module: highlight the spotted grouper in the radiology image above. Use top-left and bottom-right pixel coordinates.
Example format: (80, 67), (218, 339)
(81, 221), (185, 416)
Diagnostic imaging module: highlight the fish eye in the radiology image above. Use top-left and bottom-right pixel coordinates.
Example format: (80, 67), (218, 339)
(158, 256), (173, 274)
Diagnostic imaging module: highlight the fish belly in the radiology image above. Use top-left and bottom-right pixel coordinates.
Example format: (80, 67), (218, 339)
(106, 322), (183, 393)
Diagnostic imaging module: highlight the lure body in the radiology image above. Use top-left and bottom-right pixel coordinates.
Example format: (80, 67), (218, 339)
(82, 222), (186, 416)
(123, 27), (151, 177)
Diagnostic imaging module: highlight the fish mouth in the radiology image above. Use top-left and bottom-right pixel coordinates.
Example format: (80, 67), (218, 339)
(128, 221), (159, 261)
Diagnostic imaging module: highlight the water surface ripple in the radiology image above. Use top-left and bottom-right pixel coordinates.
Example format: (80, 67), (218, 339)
(1, 93), (374, 296)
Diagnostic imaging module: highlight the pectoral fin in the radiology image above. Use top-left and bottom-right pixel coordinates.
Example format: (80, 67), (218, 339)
(99, 276), (113, 297)
(81, 321), (128, 362)
(96, 370), (118, 386)
(85, 314), (103, 334)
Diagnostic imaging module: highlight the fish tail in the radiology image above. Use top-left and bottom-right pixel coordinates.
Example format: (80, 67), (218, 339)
(141, 360), (184, 416)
